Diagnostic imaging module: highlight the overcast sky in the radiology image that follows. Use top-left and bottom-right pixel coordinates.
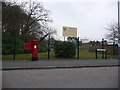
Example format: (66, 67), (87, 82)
(21, 0), (118, 41)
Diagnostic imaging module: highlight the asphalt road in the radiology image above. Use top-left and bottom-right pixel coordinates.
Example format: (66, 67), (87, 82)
(2, 67), (118, 88)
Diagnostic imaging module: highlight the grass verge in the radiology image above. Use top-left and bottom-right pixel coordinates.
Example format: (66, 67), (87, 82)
(2, 50), (117, 60)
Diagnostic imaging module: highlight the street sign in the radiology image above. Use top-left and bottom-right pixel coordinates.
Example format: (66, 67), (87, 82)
(62, 26), (77, 37)
(96, 49), (107, 59)
(97, 49), (106, 52)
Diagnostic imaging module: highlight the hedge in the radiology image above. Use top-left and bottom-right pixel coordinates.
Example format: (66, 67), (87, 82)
(54, 41), (76, 58)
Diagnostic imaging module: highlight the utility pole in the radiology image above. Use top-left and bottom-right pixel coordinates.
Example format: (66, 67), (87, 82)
(102, 38), (104, 59)
(13, 33), (16, 60)
(77, 37), (79, 59)
(48, 34), (50, 59)
(118, 0), (120, 59)
(113, 29), (115, 55)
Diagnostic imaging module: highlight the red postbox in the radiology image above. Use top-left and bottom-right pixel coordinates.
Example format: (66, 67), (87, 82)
(25, 40), (38, 61)
(31, 40), (39, 61)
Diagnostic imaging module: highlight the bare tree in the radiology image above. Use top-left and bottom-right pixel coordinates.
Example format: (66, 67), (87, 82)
(18, 1), (56, 41)
(105, 22), (118, 43)
(105, 22), (118, 55)
(2, 1), (56, 55)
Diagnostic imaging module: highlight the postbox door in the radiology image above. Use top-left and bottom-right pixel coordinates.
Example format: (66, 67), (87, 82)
(32, 44), (38, 57)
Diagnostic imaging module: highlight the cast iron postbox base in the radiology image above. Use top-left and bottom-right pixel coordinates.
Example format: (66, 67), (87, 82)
(32, 57), (38, 61)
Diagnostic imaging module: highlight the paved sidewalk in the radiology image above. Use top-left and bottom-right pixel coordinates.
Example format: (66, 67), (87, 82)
(2, 59), (119, 70)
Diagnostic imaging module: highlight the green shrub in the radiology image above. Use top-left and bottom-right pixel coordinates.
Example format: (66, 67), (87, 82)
(54, 41), (76, 58)
(39, 41), (48, 52)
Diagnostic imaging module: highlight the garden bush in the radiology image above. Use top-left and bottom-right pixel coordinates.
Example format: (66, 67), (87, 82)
(54, 41), (76, 58)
